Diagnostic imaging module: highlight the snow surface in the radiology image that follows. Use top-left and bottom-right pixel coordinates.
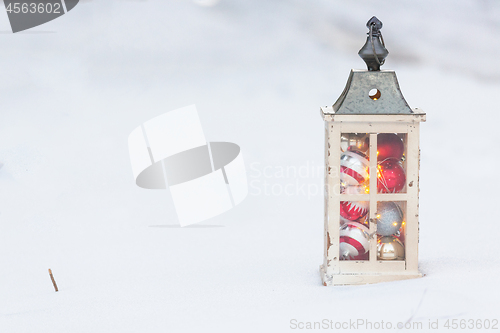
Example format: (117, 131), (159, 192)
(0, 0), (499, 332)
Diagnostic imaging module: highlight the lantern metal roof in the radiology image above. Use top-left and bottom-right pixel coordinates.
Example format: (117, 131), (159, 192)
(331, 70), (413, 115)
(326, 17), (425, 116)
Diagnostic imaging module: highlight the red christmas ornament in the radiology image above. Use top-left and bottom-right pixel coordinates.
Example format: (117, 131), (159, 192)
(377, 158), (406, 193)
(377, 133), (404, 162)
(340, 201), (368, 222)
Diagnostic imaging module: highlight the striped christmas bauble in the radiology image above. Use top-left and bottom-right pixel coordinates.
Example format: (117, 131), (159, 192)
(340, 150), (370, 189)
(340, 201), (369, 224)
(339, 222), (370, 260)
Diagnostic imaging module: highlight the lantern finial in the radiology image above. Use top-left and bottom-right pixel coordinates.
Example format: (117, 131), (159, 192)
(358, 16), (389, 71)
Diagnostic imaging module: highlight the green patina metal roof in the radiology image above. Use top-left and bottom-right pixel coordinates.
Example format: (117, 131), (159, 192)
(333, 70), (413, 115)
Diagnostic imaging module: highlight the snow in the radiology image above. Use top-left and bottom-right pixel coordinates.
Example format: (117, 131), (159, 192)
(0, 0), (499, 332)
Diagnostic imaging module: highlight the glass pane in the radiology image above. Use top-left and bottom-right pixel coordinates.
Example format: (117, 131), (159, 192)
(340, 133), (370, 195)
(376, 201), (406, 260)
(339, 133), (371, 261)
(377, 133), (407, 194)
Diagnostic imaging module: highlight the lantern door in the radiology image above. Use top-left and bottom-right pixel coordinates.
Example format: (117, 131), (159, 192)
(321, 112), (424, 285)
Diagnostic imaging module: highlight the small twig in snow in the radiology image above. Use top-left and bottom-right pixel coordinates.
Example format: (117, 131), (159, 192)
(406, 288), (427, 324)
(48, 269), (58, 292)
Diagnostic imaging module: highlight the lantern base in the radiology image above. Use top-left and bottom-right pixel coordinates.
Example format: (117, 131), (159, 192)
(320, 264), (422, 286)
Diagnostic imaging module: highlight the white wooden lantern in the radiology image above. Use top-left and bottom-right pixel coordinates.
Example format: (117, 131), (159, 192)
(320, 17), (426, 286)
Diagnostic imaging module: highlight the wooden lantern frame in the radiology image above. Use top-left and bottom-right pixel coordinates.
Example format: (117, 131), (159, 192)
(320, 69), (426, 286)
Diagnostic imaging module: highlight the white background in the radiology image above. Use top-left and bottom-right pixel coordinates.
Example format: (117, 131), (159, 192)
(0, 0), (499, 332)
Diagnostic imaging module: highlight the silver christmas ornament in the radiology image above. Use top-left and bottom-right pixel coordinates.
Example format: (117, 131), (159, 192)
(377, 236), (405, 260)
(341, 133), (369, 153)
(376, 201), (403, 236)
